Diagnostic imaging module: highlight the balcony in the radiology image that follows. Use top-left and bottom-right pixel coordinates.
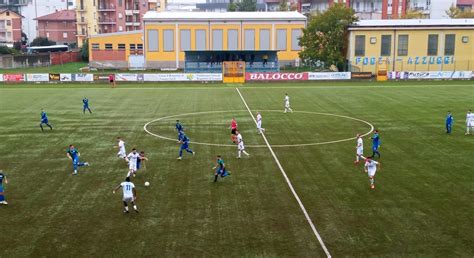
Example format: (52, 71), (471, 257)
(98, 5), (116, 11)
(0, 27), (6, 32)
(125, 22), (140, 26)
(98, 18), (116, 24)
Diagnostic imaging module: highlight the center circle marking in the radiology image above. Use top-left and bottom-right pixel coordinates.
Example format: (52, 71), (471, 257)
(143, 110), (374, 148)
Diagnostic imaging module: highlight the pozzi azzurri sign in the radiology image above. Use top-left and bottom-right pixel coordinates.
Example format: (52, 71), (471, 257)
(353, 56), (455, 66)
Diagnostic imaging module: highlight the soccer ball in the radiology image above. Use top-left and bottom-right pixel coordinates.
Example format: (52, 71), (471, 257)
(144, 181), (150, 187)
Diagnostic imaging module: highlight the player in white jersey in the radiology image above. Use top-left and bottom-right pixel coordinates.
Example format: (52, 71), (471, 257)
(236, 131), (250, 158)
(466, 109), (473, 135)
(364, 157), (380, 189)
(113, 177), (138, 213)
(284, 93), (293, 113)
(126, 148), (140, 177)
(115, 137), (126, 159)
(256, 112), (265, 134)
(354, 134), (364, 164)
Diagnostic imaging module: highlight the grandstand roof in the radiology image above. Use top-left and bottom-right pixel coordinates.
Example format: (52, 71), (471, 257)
(350, 19), (474, 29)
(143, 11), (307, 22)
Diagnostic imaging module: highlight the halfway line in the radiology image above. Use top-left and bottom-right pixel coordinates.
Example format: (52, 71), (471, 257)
(235, 88), (332, 257)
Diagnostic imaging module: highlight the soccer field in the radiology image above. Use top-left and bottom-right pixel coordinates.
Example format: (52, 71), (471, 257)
(0, 81), (473, 257)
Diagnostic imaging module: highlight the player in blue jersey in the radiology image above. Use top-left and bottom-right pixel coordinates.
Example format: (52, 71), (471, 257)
(370, 130), (381, 158)
(66, 145), (90, 175)
(212, 155), (230, 182)
(136, 151), (148, 171)
(177, 134), (195, 160)
(82, 97), (92, 114)
(39, 109), (53, 132)
(445, 111), (454, 134)
(176, 120), (184, 141)
(0, 170), (8, 205)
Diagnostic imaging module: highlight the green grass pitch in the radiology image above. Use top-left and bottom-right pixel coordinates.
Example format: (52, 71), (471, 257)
(0, 81), (473, 257)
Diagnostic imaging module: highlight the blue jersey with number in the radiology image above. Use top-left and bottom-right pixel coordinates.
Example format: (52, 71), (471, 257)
(41, 111), (48, 122)
(67, 148), (79, 160)
(83, 98), (89, 107)
(176, 122), (183, 132)
(372, 133), (380, 147)
(446, 114), (453, 124)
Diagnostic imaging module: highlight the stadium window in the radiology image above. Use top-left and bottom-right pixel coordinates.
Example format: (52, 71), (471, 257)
(444, 34), (455, 56)
(137, 44), (143, 50)
(163, 29), (174, 52)
(397, 35), (409, 56)
(180, 29), (191, 51)
(427, 34), (438, 56)
(259, 29), (270, 50)
(118, 44), (126, 50)
(105, 43), (113, 50)
(380, 35), (392, 56)
(148, 29), (159, 52)
(92, 43), (100, 50)
(227, 29), (238, 50)
(291, 29), (302, 51)
(276, 29), (287, 51)
(130, 44), (136, 50)
(212, 29), (223, 50)
(195, 30), (206, 50)
(244, 29), (255, 50)
(354, 35), (365, 56)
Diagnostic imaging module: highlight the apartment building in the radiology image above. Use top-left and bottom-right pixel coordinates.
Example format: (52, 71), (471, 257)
(36, 10), (76, 45)
(0, 8), (22, 47)
(0, 0), (26, 14)
(300, 0), (407, 19)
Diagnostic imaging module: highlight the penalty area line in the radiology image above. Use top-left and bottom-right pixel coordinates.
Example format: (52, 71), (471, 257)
(235, 88), (332, 258)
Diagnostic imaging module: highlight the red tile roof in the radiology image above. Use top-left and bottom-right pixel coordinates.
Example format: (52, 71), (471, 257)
(35, 10), (76, 21)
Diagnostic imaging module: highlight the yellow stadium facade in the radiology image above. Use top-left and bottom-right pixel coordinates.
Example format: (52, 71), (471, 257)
(348, 19), (474, 74)
(88, 12), (306, 69)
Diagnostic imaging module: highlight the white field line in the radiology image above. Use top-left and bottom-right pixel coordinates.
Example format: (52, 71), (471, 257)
(235, 88), (332, 258)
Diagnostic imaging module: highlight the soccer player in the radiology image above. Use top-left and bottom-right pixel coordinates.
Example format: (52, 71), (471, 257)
(66, 145), (90, 175)
(212, 155), (229, 182)
(126, 148), (140, 177)
(364, 157), (381, 189)
(0, 170), (8, 205)
(109, 74), (116, 88)
(236, 130), (250, 159)
(177, 134), (195, 160)
(256, 112), (265, 134)
(445, 111), (454, 134)
(176, 120), (184, 142)
(284, 93), (293, 113)
(39, 109), (53, 132)
(230, 117), (238, 143)
(113, 177), (138, 213)
(354, 134), (364, 164)
(370, 130), (381, 158)
(466, 109), (473, 135)
(115, 137), (126, 159)
(136, 151), (148, 171)
(82, 97), (92, 114)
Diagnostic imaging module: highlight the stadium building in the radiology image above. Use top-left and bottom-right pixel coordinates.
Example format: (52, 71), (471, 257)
(347, 19), (474, 74)
(88, 11), (306, 71)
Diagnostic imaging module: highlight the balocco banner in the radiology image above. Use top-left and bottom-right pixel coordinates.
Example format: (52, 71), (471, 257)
(26, 74), (49, 82)
(245, 72), (308, 81)
(308, 72), (351, 80)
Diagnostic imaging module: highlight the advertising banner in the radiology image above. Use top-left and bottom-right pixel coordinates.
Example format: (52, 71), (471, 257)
(3, 74), (25, 82)
(388, 71), (473, 80)
(115, 74), (139, 82)
(143, 73), (222, 82)
(94, 74), (111, 81)
(351, 72), (373, 79)
(73, 74), (94, 82)
(60, 74), (72, 82)
(26, 74), (49, 82)
(245, 72), (308, 81)
(308, 72), (351, 80)
(49, 73), (60, 81)
(0, 74), (3, 82)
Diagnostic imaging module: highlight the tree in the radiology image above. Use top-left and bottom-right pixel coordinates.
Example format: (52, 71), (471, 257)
(279, 0), (288, 11)
(30, 37), (56, 47)
(457, 10), (474, 18)
(445, 5), (474, 18)
(228, 1), (237, 11)
(0, 45), (13, 55)
(81, 39), (89, 62)
(13, 41), (22, 51)
(401, 9), (424, 19)
(298, 3), (358, 71)
(236, 0), (257, 11)
(445, 4), (460, 18)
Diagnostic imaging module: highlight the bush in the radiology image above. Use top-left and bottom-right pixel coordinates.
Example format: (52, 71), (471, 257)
(30, 37), (56, 47)
(0, 45), (13, 54)
(81, 39), (89, 62)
